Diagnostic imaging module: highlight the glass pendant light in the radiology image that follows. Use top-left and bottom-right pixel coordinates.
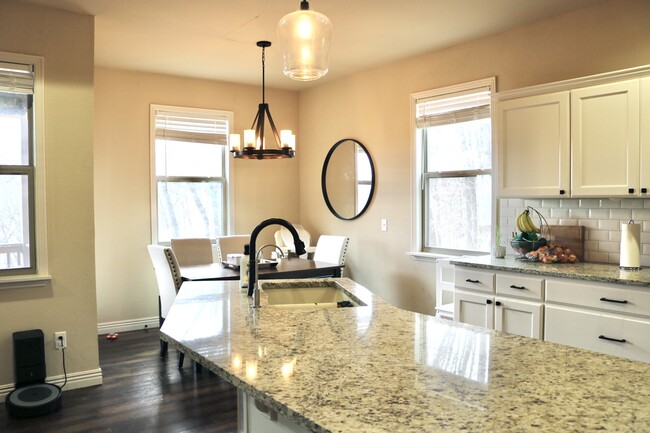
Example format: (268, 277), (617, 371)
(277, 0), (332, 81)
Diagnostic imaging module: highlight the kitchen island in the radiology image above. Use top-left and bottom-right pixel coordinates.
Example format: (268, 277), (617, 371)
(160, 278), (650, 433)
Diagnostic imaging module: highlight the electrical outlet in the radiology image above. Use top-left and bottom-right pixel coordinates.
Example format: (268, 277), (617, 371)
(54, 331), (67, 350)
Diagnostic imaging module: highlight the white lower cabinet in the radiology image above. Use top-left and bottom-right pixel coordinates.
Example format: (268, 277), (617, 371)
(453, 266), (650, 362)
(545, 305), (650, 363)
(238, 390), (310, 433)
(545, 277), (650, 363)
(454, 290), (495, 329)
(495, 297), (544, 339)
(454, 268), (544, 339)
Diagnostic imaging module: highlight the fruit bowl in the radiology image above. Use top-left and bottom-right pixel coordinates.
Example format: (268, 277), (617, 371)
(510, 238), (548, 256)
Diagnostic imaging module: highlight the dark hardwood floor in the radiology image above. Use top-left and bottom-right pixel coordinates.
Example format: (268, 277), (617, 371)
(0, 329), (238, 433)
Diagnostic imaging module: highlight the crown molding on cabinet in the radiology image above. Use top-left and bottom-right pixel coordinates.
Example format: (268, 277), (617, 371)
(494, 64), (650, 101)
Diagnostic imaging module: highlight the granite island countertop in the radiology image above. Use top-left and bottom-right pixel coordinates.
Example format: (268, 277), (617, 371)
(160, 278), (650, 433)
(450, 255), (650, 287)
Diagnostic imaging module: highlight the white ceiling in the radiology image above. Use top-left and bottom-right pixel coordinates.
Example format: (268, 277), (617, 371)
(20, 0), (607, 90)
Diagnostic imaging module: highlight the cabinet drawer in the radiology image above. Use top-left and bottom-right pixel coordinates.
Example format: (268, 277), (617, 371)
(546, 278), (650, 318)
(454, 268), (495, 293)
(545, 305), (650, 363)
(496, 273), (544, 300)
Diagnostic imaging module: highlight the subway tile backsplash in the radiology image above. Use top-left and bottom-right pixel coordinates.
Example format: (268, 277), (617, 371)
(499, 198), (650, 266)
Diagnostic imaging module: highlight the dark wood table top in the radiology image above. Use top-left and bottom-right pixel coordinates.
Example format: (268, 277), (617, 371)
(180, 257), (343, 281)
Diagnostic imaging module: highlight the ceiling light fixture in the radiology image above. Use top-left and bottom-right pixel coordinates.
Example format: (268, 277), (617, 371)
(229, 41), (295, 159)
(278, 0), (332, 81)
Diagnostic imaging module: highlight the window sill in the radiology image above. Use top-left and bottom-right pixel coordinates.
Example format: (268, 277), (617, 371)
(0, 274), (52, 290)
(407, 251), (490, 263)
(407, 252), (455, 263)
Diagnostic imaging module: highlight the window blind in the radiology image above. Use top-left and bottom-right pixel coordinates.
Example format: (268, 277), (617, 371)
(155, 109), (229, 145)
(416, 85), (491, 128)
(0, 61), (34, 94)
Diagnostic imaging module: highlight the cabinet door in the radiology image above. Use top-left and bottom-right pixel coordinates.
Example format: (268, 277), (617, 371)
(454, 290), (494, 329)
(571, 80), (640, 196)
(545, 305), (650, 363)
(641, 77), (650, 195)
(496, 92), (570, 197)
(494, 298), (543, 339)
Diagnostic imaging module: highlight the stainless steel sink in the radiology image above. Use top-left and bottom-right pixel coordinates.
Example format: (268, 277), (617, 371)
(260, 280), (366, 309)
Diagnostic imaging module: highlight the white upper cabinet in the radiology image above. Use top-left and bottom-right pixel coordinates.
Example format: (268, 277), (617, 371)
(496, 92), (570, 198)
(496, 69), (650, 198)
(641, 77), (650, 195)
(571, 80), (640, 197)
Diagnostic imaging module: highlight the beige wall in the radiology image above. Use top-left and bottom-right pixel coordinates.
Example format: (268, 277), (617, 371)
(0, 3), (98, 386)
(94, 68), (299, 325)
(298, 0), (650, 314)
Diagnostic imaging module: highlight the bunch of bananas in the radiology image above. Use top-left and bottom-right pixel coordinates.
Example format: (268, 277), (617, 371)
(516, 209), (541, 234)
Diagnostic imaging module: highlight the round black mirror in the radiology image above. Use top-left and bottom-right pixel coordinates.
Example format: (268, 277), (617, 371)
(321, 138), (375, 220)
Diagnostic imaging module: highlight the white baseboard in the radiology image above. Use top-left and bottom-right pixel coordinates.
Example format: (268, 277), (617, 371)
(97, 317), (159, 335)
(0, 368), (103, 400)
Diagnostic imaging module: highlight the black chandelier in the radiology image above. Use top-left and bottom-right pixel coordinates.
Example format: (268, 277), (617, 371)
(229, 41), (295, 160)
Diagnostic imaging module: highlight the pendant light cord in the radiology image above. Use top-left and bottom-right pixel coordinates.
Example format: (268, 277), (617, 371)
(261, 45), (266, 104)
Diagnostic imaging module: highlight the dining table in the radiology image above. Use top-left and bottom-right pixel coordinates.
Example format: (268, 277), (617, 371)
(179, 256), (343, 281)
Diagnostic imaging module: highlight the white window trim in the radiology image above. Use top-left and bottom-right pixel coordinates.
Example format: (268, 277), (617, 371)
(408, 77), (496, 259)
(0, 51), (50, 289)
(149, 104), (235, 245)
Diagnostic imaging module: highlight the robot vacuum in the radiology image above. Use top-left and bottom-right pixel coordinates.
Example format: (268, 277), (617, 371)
(5, 329), (63, 418)
(5, 383), (62, 418)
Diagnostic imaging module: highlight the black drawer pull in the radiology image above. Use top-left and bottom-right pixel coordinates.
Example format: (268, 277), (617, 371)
(486, 299), (492, 305)
(559, 189), (566, 195)
(628, 188), (635, 194)
(642, 187), (648, 194)
(465, 279), (480, 284)
(599, 335), (626, 343)
(495, 301), (502, 306)
(509, 284), (526, 290)
(600, 297), (628, 304)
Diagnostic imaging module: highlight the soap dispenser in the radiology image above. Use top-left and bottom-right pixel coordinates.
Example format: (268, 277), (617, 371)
(240, 244), (250, 290)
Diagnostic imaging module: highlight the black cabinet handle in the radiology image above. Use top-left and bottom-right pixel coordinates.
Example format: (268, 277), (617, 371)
(600, 297), (628, 304)
(466, 279), (480, 284)
(509, 284), (526, 290)
(599, 335), (626, 343)
(495, 301), (502, 306)
(642, 188), (648, 194)
(628, 188), (635, 194)
(486, 299), (492, 305)
(559, 189), (566, 195)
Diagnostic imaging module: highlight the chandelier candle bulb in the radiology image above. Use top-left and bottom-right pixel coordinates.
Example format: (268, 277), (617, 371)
(280, 130), (293, 148)
(620, 220), (641, 270)
(229, 134), (241, 151)
(243, 129), (255, 148)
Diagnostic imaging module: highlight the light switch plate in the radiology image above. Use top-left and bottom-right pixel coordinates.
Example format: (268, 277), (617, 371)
(381, 219), (387, 232)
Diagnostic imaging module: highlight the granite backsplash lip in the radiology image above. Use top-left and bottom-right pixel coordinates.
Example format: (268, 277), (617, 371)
(449, 255), (650, 287)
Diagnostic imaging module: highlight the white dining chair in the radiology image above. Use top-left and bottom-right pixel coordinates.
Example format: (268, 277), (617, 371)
(312, 235), (349, 266)
(170, 238), (214, 267)
(215, 235), (250, 263)
(148, 245), (196, 370)
(275, 225), (317, 258)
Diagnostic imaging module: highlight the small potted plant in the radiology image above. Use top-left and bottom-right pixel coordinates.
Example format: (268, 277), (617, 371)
(493, 225), (506, 258)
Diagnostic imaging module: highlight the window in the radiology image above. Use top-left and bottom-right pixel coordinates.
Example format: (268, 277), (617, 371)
(412, 78), (495, 255)
(151, 105), (233, 244)
(0, 58), (40, 276)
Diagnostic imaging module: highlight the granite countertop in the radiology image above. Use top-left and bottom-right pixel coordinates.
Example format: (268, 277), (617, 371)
(449, 255), (650, 287)
(160, 278), (650, 433)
